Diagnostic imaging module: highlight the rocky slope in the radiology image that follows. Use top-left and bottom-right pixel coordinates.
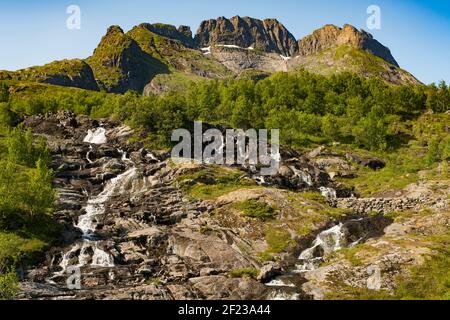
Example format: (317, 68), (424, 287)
(298, 24), (399, 67)
(16, 112), (449, 300)
(0, 59), (99, 91)
(195, 16), (299, 56)
(1, 16), (421, 94)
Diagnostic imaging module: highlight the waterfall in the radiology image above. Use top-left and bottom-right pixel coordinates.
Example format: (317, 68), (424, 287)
(83, 128), (107, 145)
(57, 129), (140, 273)
(86, 145), (94, 164)
(295, 224), (347, 273)
(77, 167), (138, 238)
(290, 166), (313, 187)
(319, 187), (337, 200)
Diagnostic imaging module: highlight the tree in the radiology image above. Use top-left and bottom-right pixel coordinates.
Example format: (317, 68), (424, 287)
(7, 128), (50, 167)
(0, 268), (18, 300)
(0, 83), (9, 103)
(353, 111), (389, 151)
(321, 114), (341, 141)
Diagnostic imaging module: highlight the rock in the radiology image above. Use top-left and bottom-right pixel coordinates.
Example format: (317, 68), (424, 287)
(307, 146), (327, 158)
(139, 23), (194, 48)
(200, 268), (220, 277)
(257, 262), (281, 282)
(299, 24), (399, 67)
(189, 276), (266, 300)
(346, 153), (385, 170)
(195, 16), (298, 56)
(362, 158), (386, 171)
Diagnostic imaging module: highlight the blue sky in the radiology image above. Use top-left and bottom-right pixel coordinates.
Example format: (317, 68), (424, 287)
(0, 0), (449, 84)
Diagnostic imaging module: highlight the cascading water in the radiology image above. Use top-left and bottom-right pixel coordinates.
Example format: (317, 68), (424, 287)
(319, 186), (337, 200)
(83, 128), (107, 145)
(290, 166), (314, 187)
(57, 129), (138, 274)
(265, 220), (363, 300)
(295, 224), (347, 273)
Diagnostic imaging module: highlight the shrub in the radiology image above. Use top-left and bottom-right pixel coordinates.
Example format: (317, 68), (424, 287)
(234, 200), (276, 221)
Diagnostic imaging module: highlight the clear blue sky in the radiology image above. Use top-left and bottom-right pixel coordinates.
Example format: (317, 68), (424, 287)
(0, 0), (449, 84)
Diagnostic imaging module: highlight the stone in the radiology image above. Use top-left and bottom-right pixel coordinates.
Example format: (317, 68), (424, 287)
(257, 262), (281, 282)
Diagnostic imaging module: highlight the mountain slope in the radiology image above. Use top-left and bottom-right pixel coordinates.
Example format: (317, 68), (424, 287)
(298, 24), (399, 67)
(289, 45), (420, 85)
(86, 25), (168, 93)
(0, 59), (98, 91)
(0, 17), (422, 94)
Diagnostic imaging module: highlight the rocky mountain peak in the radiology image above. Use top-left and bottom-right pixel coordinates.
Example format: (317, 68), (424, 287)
(299, 24), (399, 67)
(138, 23), (194, 48)
(105, 25), (125, 36)
(195, 15), (299, 56)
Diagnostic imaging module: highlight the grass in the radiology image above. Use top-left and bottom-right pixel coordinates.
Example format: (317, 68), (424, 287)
(0, 268), (19, 300)
(228, 268), (259, 279)
(145, 277), (163, 286)
(327, 249), (450, 300)
(395, 249), (450, 300)
(262, 228), (294, 256)
(177, 165), (256, 200)
(234, 200), (277, 221)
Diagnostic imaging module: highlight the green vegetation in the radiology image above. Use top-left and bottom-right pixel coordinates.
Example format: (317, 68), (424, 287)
(262, 228), (294, 257)
(3, 69), (449, 155)
(0, 267), (19, 300)
(327, 249), (450, 300)
(0, 108), (59, 300)
(395, 249), (450, 300)
(228, 268), (259, 279)
(145, 277), (164, 286)
(177, 166), (256, 199)
(0, 59), (91, 84)
(234, 200), (277, 221)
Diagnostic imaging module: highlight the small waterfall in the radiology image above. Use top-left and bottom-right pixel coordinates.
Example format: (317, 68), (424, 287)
(319, 187), (337, 200)
(86, 145), (94, 164)
(83, 128), (107, 145)
(77, 167), (138, 238)
(295, 224), (346, 273)
(290, 166), (313, 187)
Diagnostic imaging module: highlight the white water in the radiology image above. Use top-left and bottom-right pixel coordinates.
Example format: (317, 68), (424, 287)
(58, 129), (139, 271)
(290, 166), (314, 187)
(83, 128), (107, 145)
(295, 224), (347, 273)
(319, 187), (337, 200)
(77, 167), (138, 237)
(267, 291), (300, 300)
(86, 145), (94, 164)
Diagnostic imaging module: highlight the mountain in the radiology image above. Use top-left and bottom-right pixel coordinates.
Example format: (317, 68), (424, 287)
(195, 16), (299, 56)
(86, 25), (168, 93)
(0, 16), (422, 94)
(298, 24), (399, 67)
(0, 59), (98, 91)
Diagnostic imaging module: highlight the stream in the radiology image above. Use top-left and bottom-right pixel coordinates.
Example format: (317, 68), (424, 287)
(50, 128), (134, 280)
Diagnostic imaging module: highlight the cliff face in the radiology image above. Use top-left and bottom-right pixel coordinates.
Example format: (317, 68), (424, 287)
(195, 16), (299, 56)
(299, 24), (399, 67)
(142, 23), (194, 48)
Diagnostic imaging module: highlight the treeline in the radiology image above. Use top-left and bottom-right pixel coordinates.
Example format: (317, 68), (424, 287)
(1, 71), (450, 152)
